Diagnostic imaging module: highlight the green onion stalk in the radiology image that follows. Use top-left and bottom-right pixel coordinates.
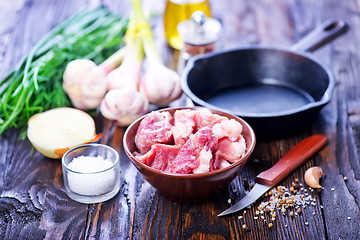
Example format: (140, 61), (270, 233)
(131, 0), (182, 107)
(100, 8), (149, 127)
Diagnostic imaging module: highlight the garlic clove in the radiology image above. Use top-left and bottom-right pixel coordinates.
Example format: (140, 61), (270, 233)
(304, 166), (323, 188)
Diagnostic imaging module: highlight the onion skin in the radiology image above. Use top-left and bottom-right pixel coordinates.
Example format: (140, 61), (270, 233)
(304, 166), (323, 188)
(52, 133), (102, 159)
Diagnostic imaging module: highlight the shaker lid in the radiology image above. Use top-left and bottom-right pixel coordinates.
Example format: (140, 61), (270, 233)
(177, 11), (222, 45)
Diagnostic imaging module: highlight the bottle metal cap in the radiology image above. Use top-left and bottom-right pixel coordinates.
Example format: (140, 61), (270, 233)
(177, 11), (222, 46)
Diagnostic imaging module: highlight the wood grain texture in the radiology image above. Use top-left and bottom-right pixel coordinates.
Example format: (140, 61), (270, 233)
(0, 0), (360, 239)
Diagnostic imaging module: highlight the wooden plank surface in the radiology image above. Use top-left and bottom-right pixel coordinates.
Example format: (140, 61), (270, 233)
(0, 0), (360, 239)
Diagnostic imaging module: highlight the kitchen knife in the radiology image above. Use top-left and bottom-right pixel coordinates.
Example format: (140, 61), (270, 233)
(218, 134), (327, 217)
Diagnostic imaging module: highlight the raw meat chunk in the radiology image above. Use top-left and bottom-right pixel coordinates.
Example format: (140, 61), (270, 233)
(212, 119), (243, 141)
(194, 108), (227, 130)
(172, 109), (228, 146)
(172, 109), (196, 146)
(218, 136), (246, 163)
(134, 148), (156, 166)
(135, 144), (180, 171)
(170, 127), (218, 174)
(135, 111), (174, 153)
(151, 145), (180, 171)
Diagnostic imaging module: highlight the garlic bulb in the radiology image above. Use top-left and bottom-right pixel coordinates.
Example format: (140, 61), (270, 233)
(100, 86), (149, 126)
(139, 63), (182, 107)
(63, 59), (107, 110)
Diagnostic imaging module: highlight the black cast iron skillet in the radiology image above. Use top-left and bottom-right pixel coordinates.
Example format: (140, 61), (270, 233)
(181, 20), (348, 141)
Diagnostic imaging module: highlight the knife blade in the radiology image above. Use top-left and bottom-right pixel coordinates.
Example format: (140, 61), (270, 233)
(218, 134), (327, 217)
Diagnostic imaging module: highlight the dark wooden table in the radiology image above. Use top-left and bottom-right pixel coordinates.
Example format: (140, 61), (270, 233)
(1, 0), (359, 239)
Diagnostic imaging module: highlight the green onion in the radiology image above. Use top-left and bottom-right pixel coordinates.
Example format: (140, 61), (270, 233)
(0, 6), (128, 138)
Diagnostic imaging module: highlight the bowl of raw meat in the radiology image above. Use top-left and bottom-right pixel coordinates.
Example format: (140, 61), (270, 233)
(123, 107), (256, 202)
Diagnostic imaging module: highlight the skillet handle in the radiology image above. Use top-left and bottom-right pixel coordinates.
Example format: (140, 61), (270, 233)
(291, 19), (348, 52)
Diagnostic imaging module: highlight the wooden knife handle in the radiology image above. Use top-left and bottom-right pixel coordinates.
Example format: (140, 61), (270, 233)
(255, 135), (327, 187)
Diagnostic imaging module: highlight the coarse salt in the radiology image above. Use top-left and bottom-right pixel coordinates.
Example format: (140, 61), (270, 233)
(67, 155), (116, 196)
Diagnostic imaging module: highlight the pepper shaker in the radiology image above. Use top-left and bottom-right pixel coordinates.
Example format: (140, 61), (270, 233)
(177, 11), (222, 60)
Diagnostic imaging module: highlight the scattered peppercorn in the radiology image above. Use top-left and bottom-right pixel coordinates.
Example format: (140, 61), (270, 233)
(243, 178), (249, 189)
(249, 181), (323, 230)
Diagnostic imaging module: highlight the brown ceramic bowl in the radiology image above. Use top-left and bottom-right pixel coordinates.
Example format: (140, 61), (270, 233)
(123, 107), (256, 202)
